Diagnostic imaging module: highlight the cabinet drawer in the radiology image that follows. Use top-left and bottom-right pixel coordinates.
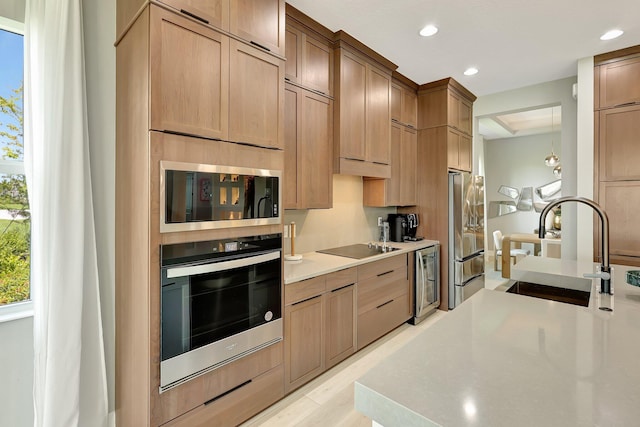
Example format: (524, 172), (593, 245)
(358, 266), (408, 315)
(285, 276), (325, 305)
(162, 365), (284, 427)
(358, 253), (407, 281)
(357, 293), (411, 349)
(326, 267), (357, 291)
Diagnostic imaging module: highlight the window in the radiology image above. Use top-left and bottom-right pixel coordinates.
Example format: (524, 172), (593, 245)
(0, 17), (30, 315)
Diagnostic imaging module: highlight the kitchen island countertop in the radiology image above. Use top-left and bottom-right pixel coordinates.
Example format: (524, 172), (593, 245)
(355, 257), (640, 426)
(284, 240), (439, 285)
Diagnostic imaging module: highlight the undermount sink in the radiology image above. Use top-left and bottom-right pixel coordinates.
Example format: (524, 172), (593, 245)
(506, 281), (591, 307)
(317, 243), (400, 259)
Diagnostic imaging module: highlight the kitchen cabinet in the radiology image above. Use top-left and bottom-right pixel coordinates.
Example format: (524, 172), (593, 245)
(283, 83), (333, 209)
(284, 268), (357, 392)
(150, 6), (229, 141)
(594, 46), (640, 267)
(596, 54), (640, 109)
(149, 6), (284, 149)
(364, 73), (418, 207)
(333, 31), (395, 178)
(230, 0), (285, 56)
(156, 0), (229, 30)
(363, 123), (417, 207)
(357, 254), (411, 349)
(447, 127), (472, 172)
(285, 5), (334, 96)
(418, 78), (473, 136)
(228, 39), (284, 149)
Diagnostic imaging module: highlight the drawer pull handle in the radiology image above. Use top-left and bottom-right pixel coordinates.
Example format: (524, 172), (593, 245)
(377, 270), (394, 277)
(180, 9), (209, 24)
(331, 283), (354, 293)
(250, 40), (271, 52)
(204, 379), (252, 405)
(376, 299), (394, 309)
(292, 295), (321, 306)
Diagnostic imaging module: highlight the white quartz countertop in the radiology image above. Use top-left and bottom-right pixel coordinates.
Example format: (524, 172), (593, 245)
(355, 258), (640, 426)
(283, 240), (439, 285)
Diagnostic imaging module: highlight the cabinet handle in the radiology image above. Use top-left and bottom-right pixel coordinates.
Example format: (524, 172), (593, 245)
(372, 161), (389, 166)
(331, 283), (354, 293)
(344, 157), (365, 162)
(292, 294), (321, 306)
(250, 40), (271, 52)
(377, 270), (394, 277)
(376, 299), (394, 309)
(204, 379), (252, 405)
(613, 101), (638, 108)
(391, 118), (400, 123)
(180, 9), (209, 24)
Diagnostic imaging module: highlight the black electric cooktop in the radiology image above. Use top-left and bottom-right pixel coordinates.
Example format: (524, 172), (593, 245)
(317, 243), (399, 259)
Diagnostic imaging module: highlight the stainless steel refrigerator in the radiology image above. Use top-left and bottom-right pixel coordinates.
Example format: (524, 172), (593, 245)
(448, 172), (485, 309)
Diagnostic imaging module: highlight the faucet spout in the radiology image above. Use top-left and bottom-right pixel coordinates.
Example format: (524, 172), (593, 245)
(537, 196), (611, 294)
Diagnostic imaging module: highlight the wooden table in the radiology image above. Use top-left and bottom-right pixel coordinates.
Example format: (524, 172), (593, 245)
(501, 233), (541, 278)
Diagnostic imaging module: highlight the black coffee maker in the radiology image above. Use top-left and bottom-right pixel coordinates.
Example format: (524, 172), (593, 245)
(387, 213), (420, 242)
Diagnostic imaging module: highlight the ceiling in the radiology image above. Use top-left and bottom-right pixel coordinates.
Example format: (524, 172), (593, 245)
(479, 106), (562, 140)
(286, 0), (640, 97)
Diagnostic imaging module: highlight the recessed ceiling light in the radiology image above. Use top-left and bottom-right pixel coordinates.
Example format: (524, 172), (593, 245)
(464, 67), (478, 76)
(600, 29), (624, 40)
(419, 25), (438, 37)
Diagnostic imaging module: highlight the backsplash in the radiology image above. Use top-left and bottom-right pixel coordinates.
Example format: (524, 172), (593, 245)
(283, 175), (396, 255)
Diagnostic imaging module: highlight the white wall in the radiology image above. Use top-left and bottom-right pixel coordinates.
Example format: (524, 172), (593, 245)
(485, 132), (562, 252)
(0, 0), (24, 22)
(474, 76), (578, 259)
(0, 316), (33, 426)
(284, 175), (396, 254)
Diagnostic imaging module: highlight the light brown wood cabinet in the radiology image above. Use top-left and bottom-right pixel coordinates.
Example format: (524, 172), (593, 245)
(418, 78), (473, 137)
(228, 39), (284, 149)
(149, 0), (285, 56)
(284, 5), (334, 96)
(364, 74), (418, 207)
(596, 54), (640, 109)
(284, 268), (357, 393)
(363, 123), (417, 207)
(333, 31), (395, 178)
(356, 254), (411, 349)
(447, 127), (472, 172)
(284, 83), (333, 209)
(594, 46), (640, 266)
(148, 6), (283, 149)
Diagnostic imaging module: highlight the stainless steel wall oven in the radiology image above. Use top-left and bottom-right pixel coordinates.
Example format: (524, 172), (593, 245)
(160, 234), (282, 391)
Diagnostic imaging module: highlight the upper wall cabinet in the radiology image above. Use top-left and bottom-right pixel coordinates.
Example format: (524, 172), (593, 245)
(333, 31), (396, 178)
(391, 76), (417, 129)
(418, 78), (474, 136)
(285, 5), (334, 96)
(597, 55), (640, 109)
(150, 7), (229, 140)
(230, 0), (285, 55)
(148, 6), (283, 149)
(157, 0), (229, 30)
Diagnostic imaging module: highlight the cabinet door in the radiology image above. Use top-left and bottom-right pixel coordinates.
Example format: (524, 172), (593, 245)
(158, 0), (229, 30)
(447, 128), (471, 172)
(230, 0), (285, 55)
(367, 65), (391, 164)
(284, 25), (300, 82)
(150, 7), (229, 140)
(401, 88), (418, 129)
(229, 40), (284, 149)
(325, 284), (356, 369)
(336, 49), (367, 160)
(284, 296), (324, 392)
(302, 35), (333, 96)
(390, 84), (402, 123)
(458, 97), (472, 135)
(399, 127), (417, 205)
(598, 181), (640, 262)
(283, 85), (299, 209)
(299, 90), (333, 208)
(386, 123), (403, 206)
(599, 56), (640, 109)
(599, 104), (640, 181)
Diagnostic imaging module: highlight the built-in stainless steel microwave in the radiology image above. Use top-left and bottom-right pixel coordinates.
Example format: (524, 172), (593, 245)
(160, 161), (281, 233)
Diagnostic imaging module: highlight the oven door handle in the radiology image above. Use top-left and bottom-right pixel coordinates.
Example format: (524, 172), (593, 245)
(166, 251), (281, 279)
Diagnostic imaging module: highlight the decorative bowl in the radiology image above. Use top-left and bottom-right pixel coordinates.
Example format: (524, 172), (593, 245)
(626, 270), (640, 287)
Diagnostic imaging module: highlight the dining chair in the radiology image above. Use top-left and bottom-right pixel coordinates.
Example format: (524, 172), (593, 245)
(493, 230), (530, 271)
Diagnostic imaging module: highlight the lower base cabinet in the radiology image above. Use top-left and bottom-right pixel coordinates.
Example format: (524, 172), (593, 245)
(284, 268), (357, 393)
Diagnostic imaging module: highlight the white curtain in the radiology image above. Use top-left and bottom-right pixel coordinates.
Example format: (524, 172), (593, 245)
(24, 0), (108, 426)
